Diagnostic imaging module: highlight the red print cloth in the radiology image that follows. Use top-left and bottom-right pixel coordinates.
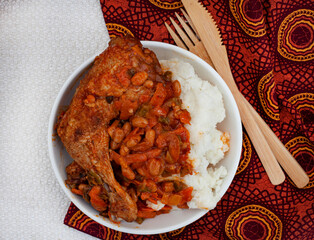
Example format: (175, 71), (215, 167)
(64, 0), (314, 239)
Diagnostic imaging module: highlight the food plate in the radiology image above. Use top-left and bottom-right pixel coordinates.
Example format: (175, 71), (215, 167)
(48, 41), (242, 235)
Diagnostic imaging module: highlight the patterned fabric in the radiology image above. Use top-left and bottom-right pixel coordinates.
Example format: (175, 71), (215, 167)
(64, 0), (314, 239)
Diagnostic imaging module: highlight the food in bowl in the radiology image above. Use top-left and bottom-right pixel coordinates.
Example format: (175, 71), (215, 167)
(56, 36), (229, 224)
(160, 59), (229, 210)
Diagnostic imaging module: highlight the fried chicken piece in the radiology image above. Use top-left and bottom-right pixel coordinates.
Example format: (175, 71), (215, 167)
(57, 36), (163, 222)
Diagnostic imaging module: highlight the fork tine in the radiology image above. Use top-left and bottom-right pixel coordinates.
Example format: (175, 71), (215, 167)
(169, 17), (194, 49)
(164, 22), (187, 50)
(180, 8), (198, 36)
(175, 12), (198, 44)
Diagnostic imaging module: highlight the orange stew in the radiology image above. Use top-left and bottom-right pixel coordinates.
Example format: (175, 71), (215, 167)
(65, 68), (193, 223)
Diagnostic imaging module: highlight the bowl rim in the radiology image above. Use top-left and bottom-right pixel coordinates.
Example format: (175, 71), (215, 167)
(48, 40), (242, 235)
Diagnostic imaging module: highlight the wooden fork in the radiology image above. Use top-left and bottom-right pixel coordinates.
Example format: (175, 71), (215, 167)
(165, 11), (214, 67)
(165, 9), (309, 188)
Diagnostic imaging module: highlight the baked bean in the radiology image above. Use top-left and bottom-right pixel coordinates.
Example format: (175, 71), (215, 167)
(137, 167), (148, 177)
(156, 133), (180, 162)
(165, 164), (178, 173)
(126, 153), (147, 164)
(131, 72), (148, 85)
(122, 122), (131, 135)
(122, 167), (135, 180)
(145, 129), (155, 145)
(144, 149), (162, 158)
(147, 158), (161, 176)
(113, 128), (125, 143)
(123, 127), (144, 142)
(172, 80), (181, 97)
(132, 117), (148, 128)
(153, 123), (163, 136)
(130, 141), (152, 152)
(143, 80), (154, 88)
(126, 135), (141, 148)
(108, 120), (119, 138)
(130, 161), (144, 169)
(165, 151), (175, 164)
(119, 144), (129, 156)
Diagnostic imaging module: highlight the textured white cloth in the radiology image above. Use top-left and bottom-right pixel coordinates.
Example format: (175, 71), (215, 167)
(0, 0), (109, 239)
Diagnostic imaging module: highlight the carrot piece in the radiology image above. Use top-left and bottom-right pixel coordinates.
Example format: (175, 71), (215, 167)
(157, 205), (172, 215)
(150, 83), (167, 106)
(177, 202), (189, 209)
(179, 187), (193, 203)
(71, 188), (83, 196)
(140, 192), (151, 201)
(161, 193), (170, 205)
(88, 186), (107, 212)
(118, 96), (138, 120)
(140, 207), (156, 212)
(137, 210), (157, 218)
(167, 194), (183, 206)
(147, 197), (158, 204)
(142, 192), (158, 204)
(161, 205), (172, 211)
(139, 94), (151, 104)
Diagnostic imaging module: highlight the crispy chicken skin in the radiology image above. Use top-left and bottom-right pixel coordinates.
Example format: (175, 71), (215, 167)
(57, 36), (163, 222)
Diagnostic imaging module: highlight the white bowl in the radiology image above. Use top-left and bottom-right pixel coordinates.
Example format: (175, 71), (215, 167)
(48, 41), (242, 235)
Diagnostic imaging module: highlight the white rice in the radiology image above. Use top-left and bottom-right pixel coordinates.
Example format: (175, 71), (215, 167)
(147, 200), (165, 211)
(160, 59), (229, 210)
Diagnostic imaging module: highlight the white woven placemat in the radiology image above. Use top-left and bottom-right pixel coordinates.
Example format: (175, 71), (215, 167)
(0, 0), (109, 239)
